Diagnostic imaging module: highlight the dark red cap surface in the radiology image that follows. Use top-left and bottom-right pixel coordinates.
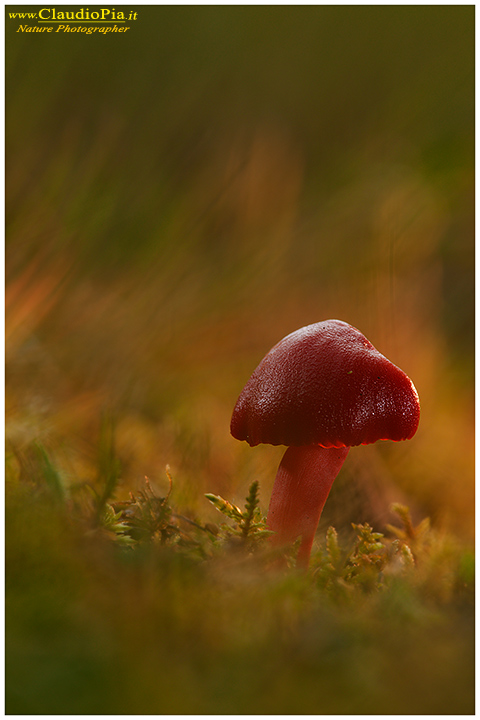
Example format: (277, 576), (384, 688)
(231, 320), (420, 448)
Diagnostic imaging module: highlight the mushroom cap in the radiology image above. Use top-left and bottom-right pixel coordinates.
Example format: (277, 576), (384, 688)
(231, 319), (420, 448)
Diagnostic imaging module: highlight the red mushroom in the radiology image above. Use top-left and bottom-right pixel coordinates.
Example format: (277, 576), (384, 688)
(231, 320), (420, 568)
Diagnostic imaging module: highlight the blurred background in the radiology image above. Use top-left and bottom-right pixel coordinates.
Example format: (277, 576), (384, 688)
(6, 5), (474, 538)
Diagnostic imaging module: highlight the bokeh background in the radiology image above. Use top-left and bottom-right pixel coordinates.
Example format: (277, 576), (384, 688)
(6, 4), (474, 537)
(5, 5), (475, 714)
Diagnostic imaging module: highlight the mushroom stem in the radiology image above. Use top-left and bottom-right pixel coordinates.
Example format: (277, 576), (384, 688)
(266, 445), (350, 568)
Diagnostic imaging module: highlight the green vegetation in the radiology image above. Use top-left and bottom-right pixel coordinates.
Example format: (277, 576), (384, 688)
(6, 5), (474, 715)
(6, 442), (474, 714)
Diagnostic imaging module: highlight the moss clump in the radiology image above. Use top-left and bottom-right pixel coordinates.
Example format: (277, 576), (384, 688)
(5, 443), (474, 714)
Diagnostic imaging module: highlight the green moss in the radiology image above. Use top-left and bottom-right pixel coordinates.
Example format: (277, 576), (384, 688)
(5, 450), (475, 714)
